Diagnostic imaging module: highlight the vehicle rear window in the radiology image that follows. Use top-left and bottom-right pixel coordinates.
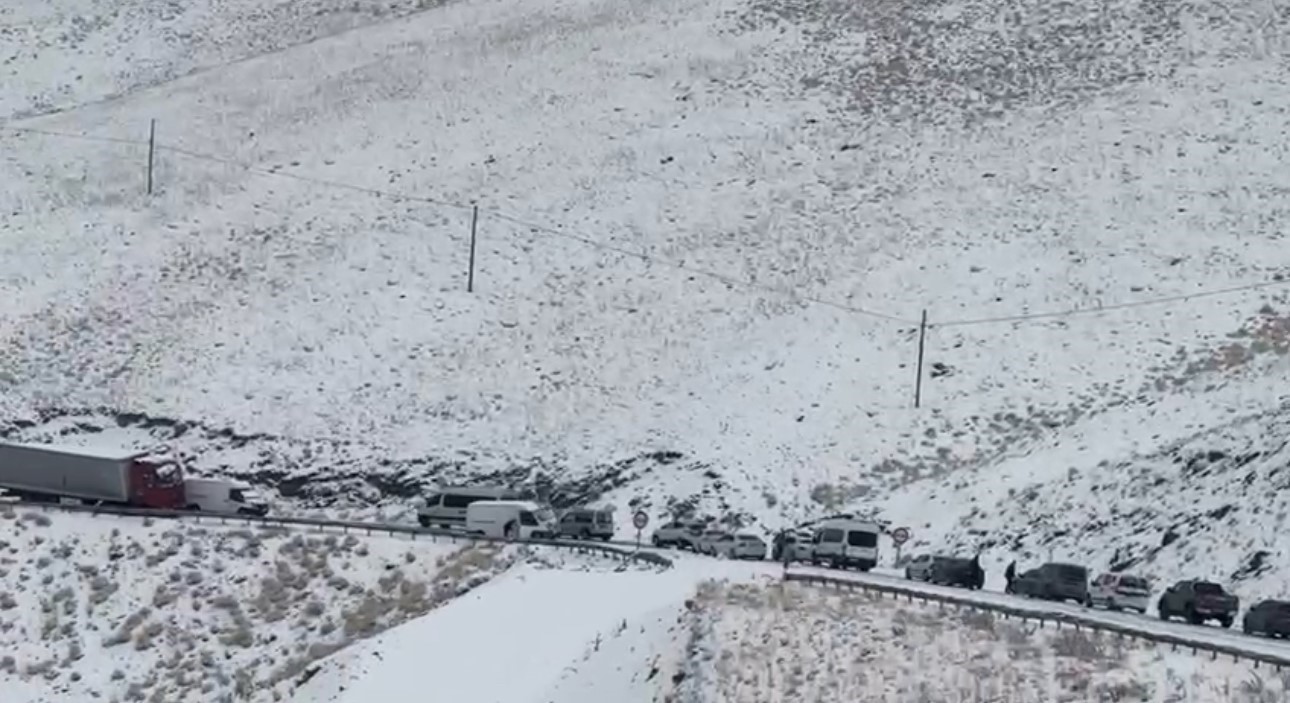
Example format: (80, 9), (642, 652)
(820, 529), (844, 543)
(738, 535), (760, 542)
(846, 530), (877, 547)
(1119, 576), (1149, 590)
(1195, 582), (1224, 595)
(1272, 601), (1290, 613)
(1053, 565), (1087, 581)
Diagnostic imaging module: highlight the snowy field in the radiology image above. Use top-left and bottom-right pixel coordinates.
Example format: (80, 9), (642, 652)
(0, 508), (524, 703)
(4, 0), (1290, 622)
(677, 581), (1290, 702)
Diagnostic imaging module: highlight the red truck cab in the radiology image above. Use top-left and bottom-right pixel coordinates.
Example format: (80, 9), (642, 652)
(130, 455), (186, 509)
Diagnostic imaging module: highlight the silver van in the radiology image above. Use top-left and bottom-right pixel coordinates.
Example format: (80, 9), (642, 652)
(417, 486), (519, 528)
(810, 519), (881, 571)
(556, 508), (615, 541)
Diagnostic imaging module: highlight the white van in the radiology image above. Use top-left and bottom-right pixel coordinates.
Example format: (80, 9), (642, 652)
(183, 478), (270, 515)
(417, 486), (519, 528)
(810, 519), (880, 571)
(465, 500), (556, 540)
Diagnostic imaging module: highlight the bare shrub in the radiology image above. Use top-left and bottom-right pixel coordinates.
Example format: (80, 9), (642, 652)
(134, 621), (164, 650)
(20, 512), (52, 527)
(0, 592), (16, 610)
(1051, 628), (1108, 662)
(104, 607), (152, 647)
(88, 575), (119, 605)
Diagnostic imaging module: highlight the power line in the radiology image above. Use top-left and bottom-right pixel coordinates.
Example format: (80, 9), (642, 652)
(931, 278), (1290, 328)
(3, 124), (915, 323)
(489, 211), (914, 323)
(11, 126), (1287, 329)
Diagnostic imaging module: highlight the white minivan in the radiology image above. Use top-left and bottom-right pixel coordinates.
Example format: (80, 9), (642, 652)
(810, 519), (881, 571)
(183, 477), (270, 515)
(418, 486), (519, 528)
(465, 500), (556, 540)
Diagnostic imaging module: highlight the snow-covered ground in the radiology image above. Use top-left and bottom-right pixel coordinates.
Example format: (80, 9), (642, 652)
(290, 567), (1290, 703)
(285, 559), (727, 703)
(680, 580), (1290, 702)
(5, 0), (1290, 644)
(0, 508), (523, 703)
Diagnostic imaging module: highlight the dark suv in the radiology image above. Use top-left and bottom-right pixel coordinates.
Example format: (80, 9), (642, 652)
(1013, 563), (1089, 604)
(1158, 580), (1238, 627)
(1242, 600), (1290, 638)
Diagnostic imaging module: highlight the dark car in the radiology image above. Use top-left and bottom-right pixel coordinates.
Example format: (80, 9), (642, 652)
(905, 555), (976, 588)
(1242, 600), (1290, 638)
(1158, 580), (1239, 627)
(1013, 563), (1089, 604)
(556, 508), (615, 541)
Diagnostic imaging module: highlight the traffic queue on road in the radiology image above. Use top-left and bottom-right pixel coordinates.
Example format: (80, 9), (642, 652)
(415, 486), (1290, 641)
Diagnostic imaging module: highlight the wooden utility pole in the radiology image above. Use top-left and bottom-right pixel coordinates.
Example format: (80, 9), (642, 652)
(914, 309), (928, 408)
(146, 119), (157, 195)
(466, 205), (479, 292)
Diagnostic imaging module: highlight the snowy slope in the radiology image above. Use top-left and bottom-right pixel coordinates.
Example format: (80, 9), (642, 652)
(284, 559), (725, 703)
(4, 0), (1290, 579)
(677, 580), (1290, 702)
(0, 508), (520, 703)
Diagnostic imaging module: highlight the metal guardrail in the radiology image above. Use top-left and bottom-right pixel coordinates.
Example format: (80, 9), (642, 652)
(784, 572), (1290, 670)
(12, 501), (673, 569)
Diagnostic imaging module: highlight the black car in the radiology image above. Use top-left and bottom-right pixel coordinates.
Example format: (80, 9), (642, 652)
(1243, 600), (1290, 638)
(1158, 580), (1239, 627)
(1013, 563), (1089, 604)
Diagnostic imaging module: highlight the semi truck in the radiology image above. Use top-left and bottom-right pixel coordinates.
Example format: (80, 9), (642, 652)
(0, 440), (269, 515)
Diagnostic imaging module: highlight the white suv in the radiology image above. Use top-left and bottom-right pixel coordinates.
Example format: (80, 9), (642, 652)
(1086, 572), (1152, 613)
(651, 521), (705, 549)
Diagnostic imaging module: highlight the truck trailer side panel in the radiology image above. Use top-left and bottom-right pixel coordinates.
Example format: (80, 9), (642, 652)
(0, 443), (133, 503)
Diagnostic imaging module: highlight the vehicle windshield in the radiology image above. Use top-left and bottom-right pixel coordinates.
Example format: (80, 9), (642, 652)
(737, 535), (761, 543)
(1119, 576), (1149, 590)
(847, 530), (877, 547)
(152, 462), (182, 485)
(1195, 582), (1224, 595)
(520, 511), (538, 526)
(1053, 564), (1087, 581)
(820, 528), (844, 543)
(1272, 601), (1290, 614)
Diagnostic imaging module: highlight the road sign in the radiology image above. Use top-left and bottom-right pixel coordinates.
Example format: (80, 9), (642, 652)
(632, 511), (649, 530)
(891, 527), (911, 545)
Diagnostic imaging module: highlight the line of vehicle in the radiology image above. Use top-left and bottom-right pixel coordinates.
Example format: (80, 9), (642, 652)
(12, 501), (674, 569)
(785, 567), (1290, 668)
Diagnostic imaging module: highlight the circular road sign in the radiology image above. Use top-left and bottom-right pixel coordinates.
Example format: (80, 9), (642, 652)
(632, 511), (650, 530)
(891, 527), (911, 545)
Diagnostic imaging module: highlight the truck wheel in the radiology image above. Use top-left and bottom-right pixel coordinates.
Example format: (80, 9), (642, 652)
(1186, 607), (1202, 625)
(1219, 616), (1233, 629)
(186, 504), (200, 512)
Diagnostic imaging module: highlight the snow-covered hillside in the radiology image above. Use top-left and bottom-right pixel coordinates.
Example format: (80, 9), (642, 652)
(4, 0), (1290, 579)
(0, 508), (519, 702)
(289, 569), (1290, 703)
(674, 580), (1290, 702)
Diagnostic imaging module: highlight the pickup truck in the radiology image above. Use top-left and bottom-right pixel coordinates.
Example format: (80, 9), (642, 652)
(1157, 579), (1239, 627)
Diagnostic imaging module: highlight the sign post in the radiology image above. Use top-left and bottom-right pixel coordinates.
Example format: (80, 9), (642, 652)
(891, 526), (911, 565)
(632, 511), (649, 550)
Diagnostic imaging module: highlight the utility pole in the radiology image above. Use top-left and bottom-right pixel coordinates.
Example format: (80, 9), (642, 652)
(914, 309), (928, 408)
(146, 119), (157, 195)
(466, 205), (479, 293)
